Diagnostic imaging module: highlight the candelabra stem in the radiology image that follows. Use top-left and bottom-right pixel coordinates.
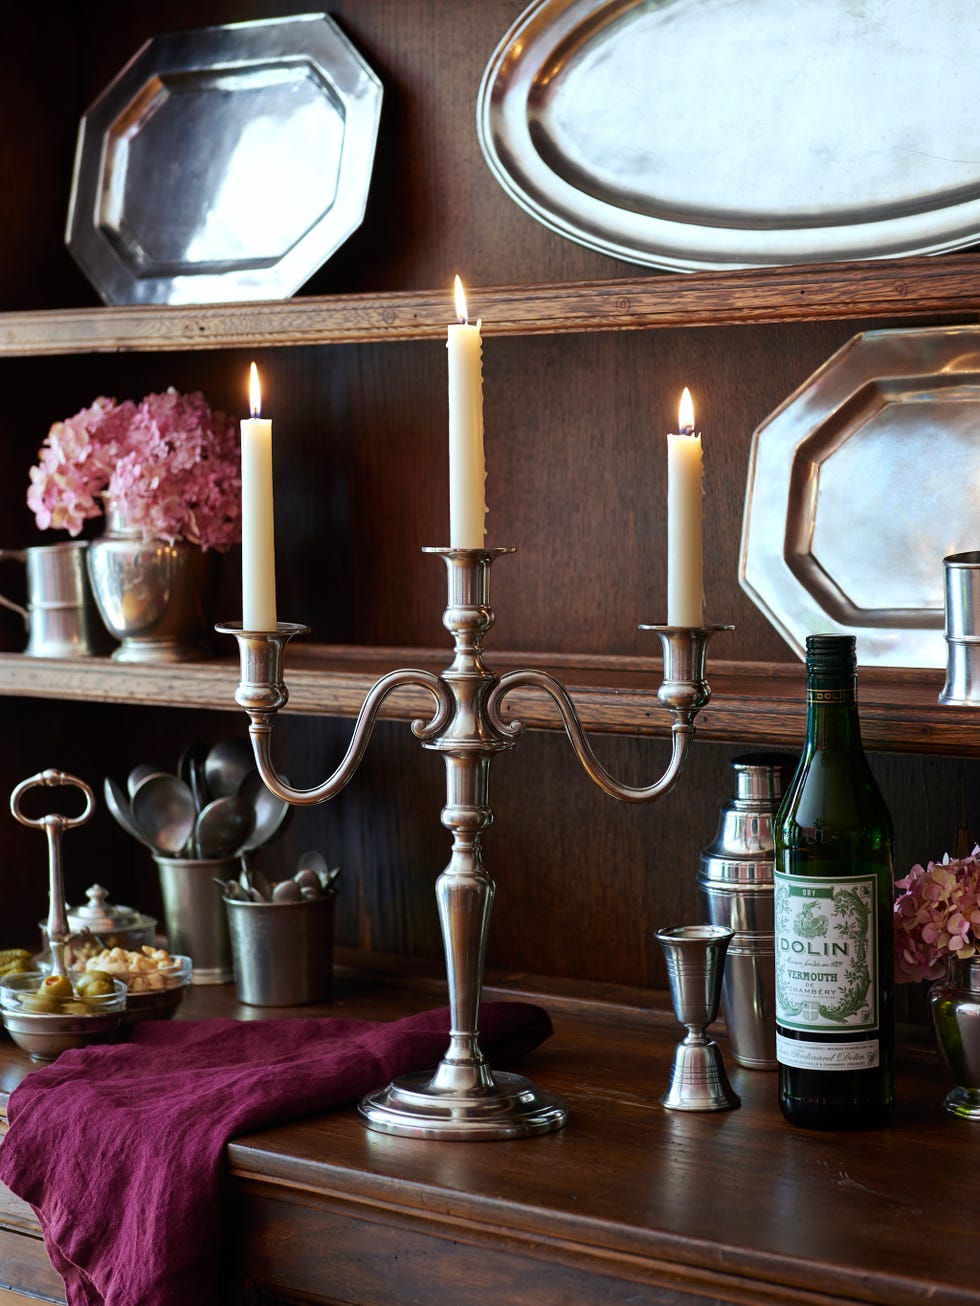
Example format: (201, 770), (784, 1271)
(430, 753), (495, 1091)
(359, 549), (567, 1137)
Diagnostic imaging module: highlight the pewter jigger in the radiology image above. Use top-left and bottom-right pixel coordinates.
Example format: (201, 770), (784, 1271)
(656, 925), (740, 1111)
(219, 549), (729, 1140)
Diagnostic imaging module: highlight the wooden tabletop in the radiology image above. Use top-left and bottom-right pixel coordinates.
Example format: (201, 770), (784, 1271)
(0, 964), (974, 1306)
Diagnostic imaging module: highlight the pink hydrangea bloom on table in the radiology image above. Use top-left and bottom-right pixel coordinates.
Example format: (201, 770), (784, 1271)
(27, 387), (241, 552)
(894, 846), (980, 982)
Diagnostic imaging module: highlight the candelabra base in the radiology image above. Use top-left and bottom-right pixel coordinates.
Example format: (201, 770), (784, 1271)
(359, 1070), (567, 1140)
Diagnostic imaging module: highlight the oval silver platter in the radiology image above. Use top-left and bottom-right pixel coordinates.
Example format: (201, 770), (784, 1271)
(478, 0), (980, 272)
(739, 327), (980, 669)
(66, 13), (382, 305)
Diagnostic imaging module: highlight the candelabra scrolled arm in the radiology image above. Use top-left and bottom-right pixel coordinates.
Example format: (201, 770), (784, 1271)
(486, 668), (694, 803)
(249, 667), (454, 807)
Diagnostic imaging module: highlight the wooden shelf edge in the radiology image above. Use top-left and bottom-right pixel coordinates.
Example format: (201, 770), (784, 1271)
(0, 647), (969, 756)
(0, 253), (977, 354)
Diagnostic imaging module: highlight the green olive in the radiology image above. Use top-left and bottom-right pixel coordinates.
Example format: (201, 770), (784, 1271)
(75, 971), (114, 997)
(37, 974), (73, 1000)
(61, 1000), (90, 1016)
(19, 994), (59, 1014)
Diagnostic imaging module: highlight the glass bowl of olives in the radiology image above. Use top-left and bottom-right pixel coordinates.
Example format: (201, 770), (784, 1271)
(73, 949), (193, 1029)
(0, 970), (127, 1061)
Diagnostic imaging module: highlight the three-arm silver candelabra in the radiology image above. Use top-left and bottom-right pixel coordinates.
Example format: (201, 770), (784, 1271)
(219, 547), (728, 1140)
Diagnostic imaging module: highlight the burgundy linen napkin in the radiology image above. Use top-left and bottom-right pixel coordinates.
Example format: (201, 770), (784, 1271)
(0, 1002), (552, 1306)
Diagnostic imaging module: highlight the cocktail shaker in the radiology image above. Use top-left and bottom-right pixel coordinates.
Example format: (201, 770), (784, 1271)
(697, 752), (794, 1069)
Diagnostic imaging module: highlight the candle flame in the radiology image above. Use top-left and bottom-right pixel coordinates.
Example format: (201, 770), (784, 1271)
(678, 386), (695, 433)
(454, 275), (469, 325)
(249, 362), (262, 418)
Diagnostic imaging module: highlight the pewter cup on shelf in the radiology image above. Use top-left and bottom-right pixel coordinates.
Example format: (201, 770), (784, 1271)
(939, 551), (980, 705)
(698, 752), (794, 1069)
(0, 542), (108, 657)
(656, 925), (740, 1111)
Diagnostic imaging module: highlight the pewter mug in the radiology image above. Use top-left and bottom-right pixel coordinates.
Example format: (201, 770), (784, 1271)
(0, 541), (108, 657)
(939, 550), (980, 705)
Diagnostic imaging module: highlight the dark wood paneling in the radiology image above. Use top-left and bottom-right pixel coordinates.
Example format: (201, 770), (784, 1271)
(0, 2), (974, 1001)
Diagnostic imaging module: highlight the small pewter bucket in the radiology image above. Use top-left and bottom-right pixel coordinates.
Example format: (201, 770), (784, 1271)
(939, 551), (980, 706)
(0, 542), (108, 657)
(697, 753), (795, 1070)
(225, 895), (335, 1006)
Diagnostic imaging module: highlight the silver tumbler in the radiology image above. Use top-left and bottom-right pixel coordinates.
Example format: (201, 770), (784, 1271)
(697, 752), (794, 1070)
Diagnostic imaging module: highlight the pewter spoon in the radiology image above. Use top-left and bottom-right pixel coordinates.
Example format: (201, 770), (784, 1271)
(239, 770), (290, 852)
(240, 862), (272, 901)
(203, 738), (256, 800)
(194, 795), (253, 859)
(103, 776), (159, 852)
(126, 763), (161, 801)
(130, 774), (196, 856)
(178, 741), (210, 813)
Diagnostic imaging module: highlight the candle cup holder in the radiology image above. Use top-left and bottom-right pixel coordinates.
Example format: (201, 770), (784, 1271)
(219, 550), (730, 1140)
(656, 925), (740, 1112)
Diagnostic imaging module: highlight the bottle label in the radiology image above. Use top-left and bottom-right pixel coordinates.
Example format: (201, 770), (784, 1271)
(775, 1032), (880, 1071)
(774, 871), (878, 1033)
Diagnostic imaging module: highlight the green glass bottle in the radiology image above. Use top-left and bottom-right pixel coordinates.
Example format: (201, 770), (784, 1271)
(774, 634), (895, 1129)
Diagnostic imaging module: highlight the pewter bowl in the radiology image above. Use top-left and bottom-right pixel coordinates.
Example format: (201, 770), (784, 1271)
(0, 972), (127, 1061)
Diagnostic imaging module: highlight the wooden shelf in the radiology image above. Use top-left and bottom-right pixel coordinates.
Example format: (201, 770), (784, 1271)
(0, 252), (976, 356)
(0, 646), (969, 756)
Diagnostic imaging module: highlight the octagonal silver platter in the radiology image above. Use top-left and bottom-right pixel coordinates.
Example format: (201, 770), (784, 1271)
(66, 13), (382, 305)
(739, 327), (980, 668)
(478, 0), (980, 272)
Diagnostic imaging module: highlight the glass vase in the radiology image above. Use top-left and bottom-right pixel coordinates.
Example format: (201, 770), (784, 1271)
(929, 954), (980, 1119)
(86, 507), (219, 663)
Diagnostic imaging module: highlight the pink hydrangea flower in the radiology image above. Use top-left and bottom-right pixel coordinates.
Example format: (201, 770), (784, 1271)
(27, 388), (241, 552)
(894, 847), (980, 982)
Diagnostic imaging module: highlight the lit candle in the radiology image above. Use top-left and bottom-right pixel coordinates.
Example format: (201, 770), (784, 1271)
(447, 276), (487, 548)
(666, 386), (704, 627)
(240, 362), (277, 631)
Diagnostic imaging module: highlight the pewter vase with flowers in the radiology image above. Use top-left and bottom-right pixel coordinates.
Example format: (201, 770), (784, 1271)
(86, 505), (219, 663)
(929, 954), (980, 1119)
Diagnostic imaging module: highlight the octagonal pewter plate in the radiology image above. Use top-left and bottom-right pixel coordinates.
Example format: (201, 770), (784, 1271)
(739, 327), (980, 668)
(66, 13), (382, 305)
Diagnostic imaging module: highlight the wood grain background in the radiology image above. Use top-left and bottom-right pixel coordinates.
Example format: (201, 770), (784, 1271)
(0, 2), (974, 1007)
